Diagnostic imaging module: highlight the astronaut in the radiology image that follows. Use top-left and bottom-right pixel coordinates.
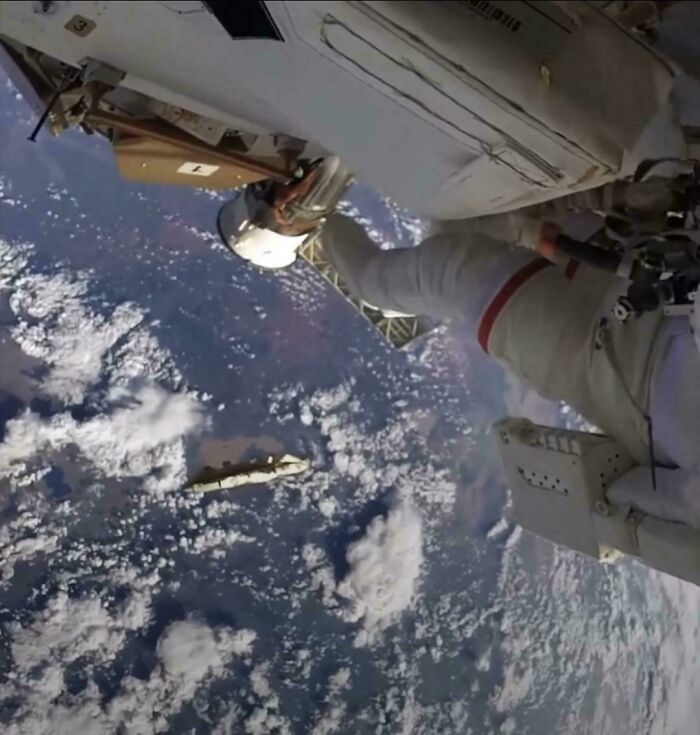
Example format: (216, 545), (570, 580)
(319, 207), (700, 530)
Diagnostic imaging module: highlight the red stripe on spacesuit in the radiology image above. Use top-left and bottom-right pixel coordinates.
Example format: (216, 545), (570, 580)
(478, 259), (552, 354)
(565, 260), (580, 279)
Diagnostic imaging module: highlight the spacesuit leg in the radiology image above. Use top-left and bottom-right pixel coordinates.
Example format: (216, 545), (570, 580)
(322, 212), (662, 462)
(321, 213), (540, 328)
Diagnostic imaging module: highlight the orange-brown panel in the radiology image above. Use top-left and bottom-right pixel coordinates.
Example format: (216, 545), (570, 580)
(113, 137), (270, 189)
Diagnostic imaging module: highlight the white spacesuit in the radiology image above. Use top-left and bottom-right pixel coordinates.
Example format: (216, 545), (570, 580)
(320, 211), (700, 530)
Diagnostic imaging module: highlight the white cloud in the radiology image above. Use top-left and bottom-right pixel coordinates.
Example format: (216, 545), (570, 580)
(0, 240), (204, 496)
(4, 586), (153, 734)
(336, 500), (424, 646)
(492, 536), (700, 735)
(245, 664), (292, 735)
(310, 704), (348, 735)
(9, 270), (144, 404)
(302, 502), (424, 647)
(0, 381), (203, 495)
(269, 383), (457, 518)
(310, 668), (352, 735)
(0, 239), (248, 733)
(4, 606), (256, 735)
(157, 618), (256, 692)
(103, 619), (256, 734)
(302, 543), (340, 609)
(0, 493), (64, 583)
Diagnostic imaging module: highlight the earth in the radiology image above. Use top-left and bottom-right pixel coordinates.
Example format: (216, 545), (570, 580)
(1, 69), (699, 735)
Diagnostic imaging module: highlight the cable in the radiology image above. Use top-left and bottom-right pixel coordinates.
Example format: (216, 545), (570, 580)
(157, 2), (205, 15)
(645, 415), (658, 491)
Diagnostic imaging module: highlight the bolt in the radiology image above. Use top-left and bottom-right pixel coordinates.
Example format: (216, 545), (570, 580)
(34, 0), (55, 14)
(613, 298), (633, 323)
